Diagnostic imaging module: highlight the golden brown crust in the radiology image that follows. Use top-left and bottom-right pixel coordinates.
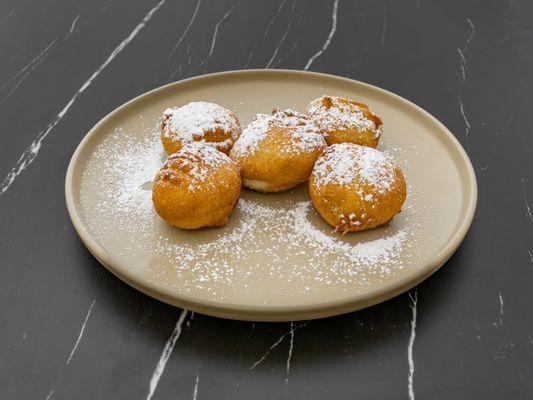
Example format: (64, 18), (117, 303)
(160, 124), (237, 155)
(306, 95), (383, 148)
(229, 109), (327, 193)
(161, 103), (241, 155)
(152, 143), (241, 229)
(309, 144), (406, 233)
(230, 126), (325, 192)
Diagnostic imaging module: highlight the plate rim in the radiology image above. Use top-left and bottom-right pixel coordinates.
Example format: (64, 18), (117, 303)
(65, 69), (478, 321)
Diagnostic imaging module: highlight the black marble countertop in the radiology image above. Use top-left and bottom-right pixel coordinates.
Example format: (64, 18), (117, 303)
(1, 0), (532, 399)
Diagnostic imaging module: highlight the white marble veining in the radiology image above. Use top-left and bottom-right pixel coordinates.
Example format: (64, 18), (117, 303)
(8, 6), (21, 17)
(408, 290), (418, 400)
(244, 49), (254, 68)
(0, 0), (168, 196)
(303, 0), (339, 70)
(192, 374), (199, 400)
(458, 96), (471, 149)
(249, 333), (286, 371)
(499, 34), (510, 43)
(69, 14), (80, 34)
(191, 1), (240, 73)
(224, 322), (309, 399)
(44, 298), (96, 400)
(289, 35), (301, 52)
(186, 311), (195, 327)
(147, 309), (189, 400)
(265, 20), (291, 69)
(464, 18), (475, 52)
(521, 178), (533, 223)
(66, 299), (96, 365)
(264, 0), (286, 37)
(498, 291), (504, 326)
(0, 38), (58, 103)
(457, 48), (467, 81)
(456, 18), (475, 151)
(171, 64), (183, 79)
(169, 0), (202, 57)
(285, 322), (295, 384)
(380, 3), (387, 48)
(458, 17), (475, 94)
(45, 388), (55, 400)
(249, 322), (308, 372)
(2, 9), (83, 106)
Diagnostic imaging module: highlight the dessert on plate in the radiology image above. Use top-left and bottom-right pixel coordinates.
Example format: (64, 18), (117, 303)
(161, 101), (241, 155)
(154, 96), (405, 234)
(309, 143), (406, 233)
(229, 109), (326, 193)
(306, 95), (383, 148)
(152, 142), (241, 229)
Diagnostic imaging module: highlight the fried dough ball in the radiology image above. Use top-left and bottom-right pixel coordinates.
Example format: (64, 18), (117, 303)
(306, 95), (383, 148)
(229, 109), (327, 193)
(152, 142), (241, 229)
(161, 101), (241, 155)
(309, 143), (406, 233)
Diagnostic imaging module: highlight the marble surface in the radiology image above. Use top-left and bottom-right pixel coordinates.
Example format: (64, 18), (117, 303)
(0, 0), (532, 398)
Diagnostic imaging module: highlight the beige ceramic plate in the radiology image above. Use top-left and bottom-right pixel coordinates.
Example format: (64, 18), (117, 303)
(65, 70), (477, 321)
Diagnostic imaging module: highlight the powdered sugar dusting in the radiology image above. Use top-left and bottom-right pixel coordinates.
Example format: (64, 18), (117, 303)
(80, 119), (422, 304)
(307, 95), (382, 138)
(162, 102), (241, 150)
(81, 120), (164, 241)
(150, 197), (416, 295)
(293, 202), (407, 267)
(312, 143), (398, 194)
(156, 142), (234, 192)
(230, 109), (326, 157)
(113, 134), (162, 210)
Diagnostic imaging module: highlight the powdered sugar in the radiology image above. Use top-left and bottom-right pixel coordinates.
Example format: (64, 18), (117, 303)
(79, 118), (420, 303)
(230, 109), (326, 157)
(153, 197), (415, 294)
(312, 143), (398, 194)
(292, 202), (407, 267)
(81, 122), (164, 239)
(157, 142), (234, 192)
(307, 95), (382, 138)
(162, 101), (241, 149)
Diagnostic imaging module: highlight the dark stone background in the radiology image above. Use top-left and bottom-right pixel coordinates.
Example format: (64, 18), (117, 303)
(0, 0), (532, 398)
